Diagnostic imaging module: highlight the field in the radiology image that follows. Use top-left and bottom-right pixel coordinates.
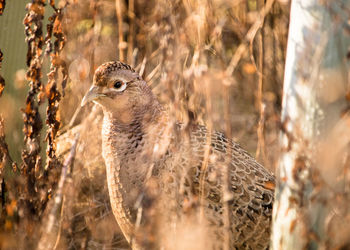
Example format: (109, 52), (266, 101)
(0, 0), (289, 249)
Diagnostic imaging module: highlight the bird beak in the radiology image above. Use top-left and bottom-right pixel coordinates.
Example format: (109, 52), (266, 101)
(81, 85), (105, 107)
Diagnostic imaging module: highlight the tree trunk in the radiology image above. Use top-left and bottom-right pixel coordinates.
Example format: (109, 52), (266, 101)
(271, 1), (350, 249)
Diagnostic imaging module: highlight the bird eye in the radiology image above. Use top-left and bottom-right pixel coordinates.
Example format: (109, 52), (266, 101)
(114, 81), (123, 89)
(111, 80), (127, 92)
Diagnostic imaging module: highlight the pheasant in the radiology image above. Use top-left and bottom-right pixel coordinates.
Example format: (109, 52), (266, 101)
(81, 61), (275, 249)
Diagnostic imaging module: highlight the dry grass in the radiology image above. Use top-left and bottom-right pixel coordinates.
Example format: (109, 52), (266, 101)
(0, 0), (289, 249)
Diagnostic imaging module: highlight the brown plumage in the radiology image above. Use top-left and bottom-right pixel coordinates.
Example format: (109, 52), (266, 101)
(81, 61), (275, 249)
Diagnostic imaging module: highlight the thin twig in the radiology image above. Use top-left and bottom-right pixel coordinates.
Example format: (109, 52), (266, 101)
(145, 63), (161, 83)
(127, 0), (134, 64)
(199, 76), (213, 221)
(53, 195), (65, 250)
(115, 0), (125, 61)
(37, 134), (79, 250)
(254, 0), (268, 166)
(222, 83), (232, 250)
(225, 0), (275, 76)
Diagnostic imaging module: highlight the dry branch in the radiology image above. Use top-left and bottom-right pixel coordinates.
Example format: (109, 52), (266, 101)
(0, 50), (4, 97)
(37, 134), (79, 250)
(45, 2), (68, 171)
(22, 0), (46, 216)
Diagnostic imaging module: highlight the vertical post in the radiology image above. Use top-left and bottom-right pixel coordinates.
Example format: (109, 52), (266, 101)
(272, 1), (350, 249)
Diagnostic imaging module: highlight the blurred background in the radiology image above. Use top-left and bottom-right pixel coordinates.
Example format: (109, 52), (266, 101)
(0, 0), (290, 249)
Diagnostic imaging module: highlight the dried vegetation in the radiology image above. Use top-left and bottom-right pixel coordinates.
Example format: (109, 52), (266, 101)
(0, 0), (289, 249)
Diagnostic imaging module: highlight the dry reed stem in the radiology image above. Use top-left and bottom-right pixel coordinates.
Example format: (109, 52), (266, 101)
(37, 134), (79, 250)
(223, 84), (232, 250)
(225, 0), (275, 76)
(199, 74), (212, 221)
(89, 0), (97, 75)
(254, 22), (268, 166)
(52, 195), (65, 250)
(127, 0), (134, 64)
(145, 63), (161, 83)
(115, 0), (125, 61)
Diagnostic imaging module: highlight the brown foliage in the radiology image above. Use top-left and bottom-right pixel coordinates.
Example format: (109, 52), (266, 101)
(0, 0), (5, 15)
(0, 50), (4, 97)
(0, 0), (290, 249)
(0, 1), (68, 248)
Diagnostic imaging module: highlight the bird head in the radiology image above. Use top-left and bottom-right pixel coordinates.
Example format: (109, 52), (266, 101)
(81, 61), (156, 124)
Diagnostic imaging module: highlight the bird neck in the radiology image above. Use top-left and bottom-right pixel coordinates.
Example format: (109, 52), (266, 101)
(102, 96), (164, 132)
(101, 97), (167, 170)
(101, 100), (168, 210)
